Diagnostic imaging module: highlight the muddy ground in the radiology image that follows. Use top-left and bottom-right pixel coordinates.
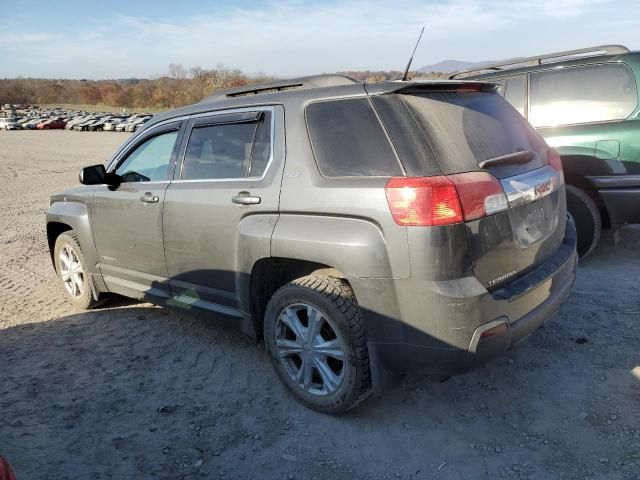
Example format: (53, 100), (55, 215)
(0, 131), (638, 479)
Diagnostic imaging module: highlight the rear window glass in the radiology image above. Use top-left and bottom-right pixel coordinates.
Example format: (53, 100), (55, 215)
(306, 98), (403, 177)
(529, 64), (638, 127)
(400, 92), (547, 179)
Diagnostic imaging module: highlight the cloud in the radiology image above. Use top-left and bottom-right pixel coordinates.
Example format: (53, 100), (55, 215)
(0, 0), (631, 78)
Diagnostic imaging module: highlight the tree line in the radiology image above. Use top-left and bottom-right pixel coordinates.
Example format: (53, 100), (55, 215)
(0, 64), (448, 110)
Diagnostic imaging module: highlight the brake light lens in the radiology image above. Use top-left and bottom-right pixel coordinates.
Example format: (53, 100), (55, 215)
(548, 148), (564, 184)
(449, 172), (508, 221)
(385, 172), (508, 226)
(385, 176), (463, 226)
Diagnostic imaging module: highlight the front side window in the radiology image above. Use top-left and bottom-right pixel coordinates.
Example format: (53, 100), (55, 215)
(181, 111), (272, 180)
(529, 64), (638, 127)
(115, 130), (179, 182)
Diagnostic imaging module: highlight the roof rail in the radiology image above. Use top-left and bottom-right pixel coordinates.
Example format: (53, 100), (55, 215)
(449, 44), (630, 79)
(201, 74), (360, 102)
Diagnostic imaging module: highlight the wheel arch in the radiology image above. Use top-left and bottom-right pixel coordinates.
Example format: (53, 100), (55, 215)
(46, 221), (73, 268)
(46, 201), (101, 277)
(248, 257), (347, 337)
(557, 153), (612, 229)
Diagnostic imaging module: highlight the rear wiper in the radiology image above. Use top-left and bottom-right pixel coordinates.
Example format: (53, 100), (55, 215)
(478, 150), (535, 169)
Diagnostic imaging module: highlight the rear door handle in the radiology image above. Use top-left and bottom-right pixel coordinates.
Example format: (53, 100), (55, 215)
(140, 192), (160, 204)
(232, 191), (261, 205)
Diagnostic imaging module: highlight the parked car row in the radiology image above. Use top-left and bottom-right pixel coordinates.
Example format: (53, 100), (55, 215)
(0, 108), (153, 132)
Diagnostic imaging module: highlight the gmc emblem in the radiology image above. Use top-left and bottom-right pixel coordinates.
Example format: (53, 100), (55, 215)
(534, 180), (552, 196)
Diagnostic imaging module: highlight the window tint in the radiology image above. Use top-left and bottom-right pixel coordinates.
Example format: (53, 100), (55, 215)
(503, 76), (526, 116)
(530, 64), (638, 127)
(401, 92), (547, 179)
(115, 130), (178, 182)
(181, 112), (271, 180)
(306, 98), (402, 177)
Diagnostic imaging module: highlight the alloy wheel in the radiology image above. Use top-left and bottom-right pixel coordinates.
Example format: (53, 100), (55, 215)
(274, 303), (346, 396)
(59, 244), (85, 298)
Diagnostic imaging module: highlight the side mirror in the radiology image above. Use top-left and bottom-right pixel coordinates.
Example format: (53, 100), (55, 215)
(79, 164), (121, 186)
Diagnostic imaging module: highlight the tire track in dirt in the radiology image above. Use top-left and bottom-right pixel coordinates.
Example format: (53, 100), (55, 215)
(0, 260), (72, 327)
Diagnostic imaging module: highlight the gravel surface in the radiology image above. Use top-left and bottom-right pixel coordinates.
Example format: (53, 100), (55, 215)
(1, 131), (639, 479)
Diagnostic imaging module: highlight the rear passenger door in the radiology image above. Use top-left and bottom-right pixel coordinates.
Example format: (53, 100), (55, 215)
(162, 106), (285, 317)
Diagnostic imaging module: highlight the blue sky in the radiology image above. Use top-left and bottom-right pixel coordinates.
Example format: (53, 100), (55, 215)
(1, 0), (639, 79)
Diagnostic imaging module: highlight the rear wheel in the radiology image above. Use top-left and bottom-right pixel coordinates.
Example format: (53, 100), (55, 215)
(264, 275), (371, 414)
(566, 185), (602, 259)
(54, 232), (103, 309)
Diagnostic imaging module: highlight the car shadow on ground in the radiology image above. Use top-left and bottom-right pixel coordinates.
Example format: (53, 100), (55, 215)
(1, 227), (639, 479)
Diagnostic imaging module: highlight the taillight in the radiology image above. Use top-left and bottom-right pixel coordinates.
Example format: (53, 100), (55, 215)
(548, 148), (564, 184)
(385, 172), (508, 227)
(449, 172), (508, 221)
(385, 176), (463, 226)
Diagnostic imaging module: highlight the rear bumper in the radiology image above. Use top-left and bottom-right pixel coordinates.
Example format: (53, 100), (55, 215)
(365, 219), (577, 377)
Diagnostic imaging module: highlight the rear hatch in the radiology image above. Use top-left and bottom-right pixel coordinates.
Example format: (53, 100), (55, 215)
(373, 87), (566, 289)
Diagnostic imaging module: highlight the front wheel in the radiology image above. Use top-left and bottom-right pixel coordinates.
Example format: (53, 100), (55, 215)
(54, 231), (103, 309)
(566, 185), (602, 259)
(264, 275), (371, 414)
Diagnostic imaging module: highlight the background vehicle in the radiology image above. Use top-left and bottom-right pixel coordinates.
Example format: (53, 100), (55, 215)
(22, 118), (41, 129)
(452, 45), (640, 258)
(37, 117), (66, 129)
(0, 117), (19, 130)
(47, 75), (577, 413)
(103, 117), (128, 131)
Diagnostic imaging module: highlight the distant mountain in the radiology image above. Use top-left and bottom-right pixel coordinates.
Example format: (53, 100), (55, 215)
(417, 59), (493, 74)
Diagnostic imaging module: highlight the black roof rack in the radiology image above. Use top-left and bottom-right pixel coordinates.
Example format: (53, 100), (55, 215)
(201, 74), (360, 102)
(449, 44), (630, 79)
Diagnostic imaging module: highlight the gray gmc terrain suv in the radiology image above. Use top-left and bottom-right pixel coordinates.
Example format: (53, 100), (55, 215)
(47, 75), (578, 413)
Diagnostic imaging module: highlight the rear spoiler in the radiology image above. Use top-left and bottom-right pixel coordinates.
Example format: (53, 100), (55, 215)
(365, 80), (500, 96)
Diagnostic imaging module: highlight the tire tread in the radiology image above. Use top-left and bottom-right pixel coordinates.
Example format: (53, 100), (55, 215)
(265, 274), (371, 413)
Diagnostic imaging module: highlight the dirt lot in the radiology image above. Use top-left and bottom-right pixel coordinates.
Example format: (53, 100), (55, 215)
(1, 130), (639, 480)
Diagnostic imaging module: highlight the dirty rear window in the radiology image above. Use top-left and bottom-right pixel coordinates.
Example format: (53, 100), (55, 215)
(398, 92), (547, 179)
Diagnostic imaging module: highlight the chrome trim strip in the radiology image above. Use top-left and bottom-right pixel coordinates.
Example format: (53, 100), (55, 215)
(501, 165), (560, 208)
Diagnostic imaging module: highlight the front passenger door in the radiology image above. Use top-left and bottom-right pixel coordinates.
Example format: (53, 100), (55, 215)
(92, 122), (183, 300)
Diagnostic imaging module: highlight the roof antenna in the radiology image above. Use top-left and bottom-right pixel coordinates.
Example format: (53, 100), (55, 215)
(401, 26), (425, 81)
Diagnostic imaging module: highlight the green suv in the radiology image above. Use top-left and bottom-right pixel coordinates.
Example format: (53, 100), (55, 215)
(452, 45), (640, 257)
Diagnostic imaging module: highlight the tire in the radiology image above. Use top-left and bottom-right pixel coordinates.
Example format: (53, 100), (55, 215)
(264, 275), (371, 414)
(566, 185), (602, 259)
(53, 231), (103, 309)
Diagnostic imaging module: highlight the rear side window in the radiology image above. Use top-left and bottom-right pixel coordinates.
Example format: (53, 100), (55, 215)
(503, 76), (526, 116)
(306, 98), (403, 177)
(400, 92), (547, 179)
(181, 112), (272, 180)
(529, 64), (638, 127)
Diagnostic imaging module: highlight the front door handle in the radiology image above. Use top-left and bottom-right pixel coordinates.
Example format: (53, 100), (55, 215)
(140, 192), (160, 204)
(232, 191), (261, 205)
